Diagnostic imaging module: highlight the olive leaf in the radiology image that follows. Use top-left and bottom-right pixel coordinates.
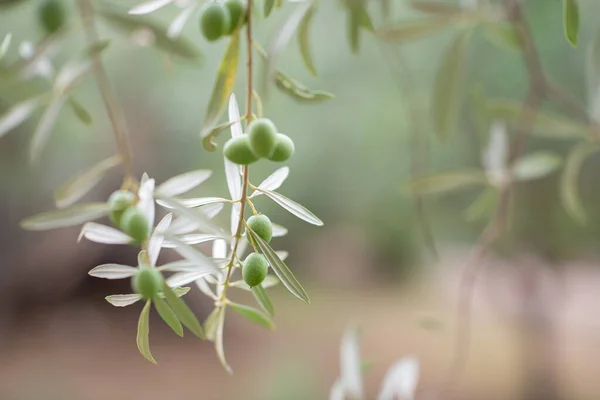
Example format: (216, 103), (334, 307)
(246, 225), (310, 303)
(97, 5), (201, 60)
(407, 170), (488, 196)
(68, 97), (93, 125)
(512, 152), (562, 181)
(106, 294), (142, 307)
(252, 166), (289, 194)
(298, 3), (317, 76)
(0, 95), (46, 138)
(252, 284), (275, 317)
(264, 0), (275, 17)
(432, 28), (471, 140)
(29, 95), (67, 164)
(560, 142), (600, 224)
(21, 202), (110, 231)
(256, 188), (323, 226)
(129, 0), (173, 15)
(345, 0), (374, 52)
(275, 72), (334, 102)
(164, 235), (221, 276)
(78, 222), (134, 245)
(201, 33), (241, 150)
(162, 283), (205, 339)
(0, 33), (11, 61)
(88, 264), (138, 279)
(137, 300), (156, 364)
(229, 302), (275, 330)
(214, 306), (232, 374)
(153, 295), (184, 337)
(156, 194), (224, 234)
(155, 169), (212, 198)
(54, 155), (122, 209)
(340, 328), (363, 399)
(378, 17), (453, 43)
(564, 0), (579, 47)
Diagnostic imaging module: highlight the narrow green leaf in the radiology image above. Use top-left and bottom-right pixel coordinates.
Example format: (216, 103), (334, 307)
(257, 188), (323, 226)
(54, 155), (121, 208)
(153, 295), (184, 337)
(298, 4), (317, 76)
(137, 300), (156, 364)
(348, 7), (361, 53)
(378, 18), (454, 43)
(432, 29), (471, 140)
(21, 202), (110, 231)
(30, 95), (67, 164)
(246, 225), (310, 303)
(229, 302), (275, 330)
(97, 5), (202, 60)
(214, 306), (232, 374)
(201, 32), (240, 150)
(0, 96), (45, 138)
(512, 152), (562, 181)
(204, 306), (222, 342)
(275, 71), (334, 102)
(264, 0), (275, 17)
(68, 97), (93, 125)
(407, 170), (487, 196)
(560, 142), (600, 224)
(0, 33), (11, 61)
(162, 283), (205, 339)
(252, 284), (275, 316)
(564, 0), (579, 47)
(486, 100), (589, 139)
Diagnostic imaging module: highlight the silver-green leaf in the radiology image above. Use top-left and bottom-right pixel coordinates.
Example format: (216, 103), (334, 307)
(560, 142), (599, 224)
(256, 188), (323, 226)
(137, 300), (156, 364)
(153, 294), (184, 337)
(162, 283), (205, 339)
(229, 302), (275, 330)
(21, 202), (110, 231)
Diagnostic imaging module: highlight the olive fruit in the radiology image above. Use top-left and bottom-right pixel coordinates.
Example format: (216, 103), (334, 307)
(121, 206), (150, 243)
(107, 190), (136, 227)
(224, 135), (259, 165)
(132, 267), (164, 299)
(199, 2), (231, 42)
(39, 0), (66, 35)
(242, 252), (269, 288)
(246, 214), (273, 243)
(268, 133), (295, 162)
(248, 118), (278, 158)
(224, 0), (246, 35)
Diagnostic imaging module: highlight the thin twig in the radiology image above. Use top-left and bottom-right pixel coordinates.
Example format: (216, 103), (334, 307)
(77, 0), (135, 185)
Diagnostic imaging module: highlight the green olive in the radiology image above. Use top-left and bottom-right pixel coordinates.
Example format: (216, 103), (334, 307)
(248, 118), (278, 158)
(120, 206), (150, 243)
(246, 214), (273, 243)
(199, 2), (231, 42)
(107, 190), (136, 227)
(224, 135), (259, 165)
(242, 252), (268, 288)
(224, 0), (246, 35)
(39, 0), (66, 35)
(132, 267), (164, 299)
(268, 133), (295, 162)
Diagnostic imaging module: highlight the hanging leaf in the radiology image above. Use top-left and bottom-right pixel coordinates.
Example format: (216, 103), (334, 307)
(345, 0), (374, 53)
(97, 5), (201, 60)
(275, 72), (334, 102)
(252, 284), (275, 317)
(29, 95), (67, 164)
(560, 142), (599, 224)
(88, 263), (138, 279)
(229, 302), (275, 330)
(298, 3), (317, 76)
(0, 96), (45, 138)
(214, 306), (232, 374)
(378, 17), (454, 43)
(54, 155), (122, 208)
(564, 0), (579, 47)
(155, 169), (212, 197)
(162, 283), (205, 339)
(432, 29), (471, 140)
(201, 32), (240, 150)
(21, 202), (110, 231)
(512, 152), (562, 181)
(68, 97), (93, 125)
(264, 0), (275, 17)
(137, 300), (156, 364)
(256, 188), (323, 226)
(153, 295), (184, 337)
(407, 170), (487, 196)
(106, 294), (142, 307)
(246, 225), (310, 303)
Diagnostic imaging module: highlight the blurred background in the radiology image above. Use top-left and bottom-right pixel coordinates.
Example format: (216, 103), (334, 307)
(2, 0), (600, 399)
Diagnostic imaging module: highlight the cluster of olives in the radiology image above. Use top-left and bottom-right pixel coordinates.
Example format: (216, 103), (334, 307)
(39, 0), (66, 35)
(199, 0), (246, 42)
(107, 190), (150, 243)
(242, 214), (273, 287)
(224, 118), (295, 165)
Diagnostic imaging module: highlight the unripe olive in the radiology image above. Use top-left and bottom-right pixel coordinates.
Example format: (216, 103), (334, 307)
(120, 206), (150, 243)
(224, 0), (246, 35)
(199, 2), (231, 42)
(246, 214), (273, 243)
(223, 135), (259, 165)
(268, 133), (295, 162)
(107, 190), (136, 227)
(248, 118), (278, 158)
(39, 0), (66, 35)
(242, 252), (269, 288)
(132, 267), (164, 299)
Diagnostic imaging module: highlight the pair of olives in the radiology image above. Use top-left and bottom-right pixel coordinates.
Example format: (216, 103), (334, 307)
(39, 0), (66, 35)
(200, 0), (246, 42)
(242, 214), (273, 287)
(224, 118), (295, 165)
(108, 190), (150, 243)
